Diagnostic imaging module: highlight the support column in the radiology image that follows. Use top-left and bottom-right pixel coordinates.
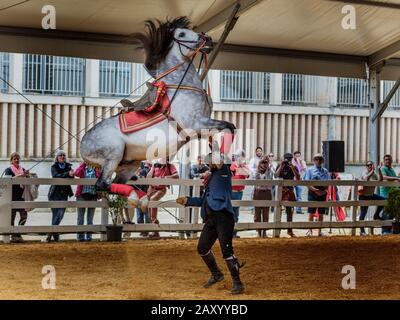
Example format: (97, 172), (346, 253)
(8, 53), (23, 93)
(328, 114), (336, 140)
(368, 68), (381, 165)
(269, 73), (282, 105)
(85, 59), (100, 97)
(208, 70), (220, 103)
(316, 76), (337, 107)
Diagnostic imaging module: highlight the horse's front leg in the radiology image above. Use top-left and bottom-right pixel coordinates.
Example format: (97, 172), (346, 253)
(193, 117), (236, 134)
(190, 116), (236, 153)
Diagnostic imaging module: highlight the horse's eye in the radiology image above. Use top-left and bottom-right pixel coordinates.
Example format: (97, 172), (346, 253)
(178, 32), (185, 38)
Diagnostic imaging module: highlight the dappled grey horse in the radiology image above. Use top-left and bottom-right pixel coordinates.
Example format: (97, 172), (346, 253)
(80, 17), (235, 190)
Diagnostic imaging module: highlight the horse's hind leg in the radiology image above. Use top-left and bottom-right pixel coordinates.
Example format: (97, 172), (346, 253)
(95, 158), (123, 191)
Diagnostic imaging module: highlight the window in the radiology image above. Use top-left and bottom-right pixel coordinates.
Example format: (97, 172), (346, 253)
(99, 60), (132, 97)
(23, 54), (85, 95)
(220, 70), (270, 103)
(282, 74), (318, 105)
(0, 53), (10, 93)
(337, 77), (368, 108)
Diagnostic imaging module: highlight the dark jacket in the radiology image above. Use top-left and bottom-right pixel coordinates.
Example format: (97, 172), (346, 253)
(48, 162), (74, 200)
(3, 167), (24, 201)
(186, 164), (234, 220)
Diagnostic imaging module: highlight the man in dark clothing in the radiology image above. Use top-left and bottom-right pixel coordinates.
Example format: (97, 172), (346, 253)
(275, 153), (300, 237)
(176, 152), (245, 295)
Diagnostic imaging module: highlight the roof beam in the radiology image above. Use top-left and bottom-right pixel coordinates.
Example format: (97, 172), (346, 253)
(326, 0), (400, 10)
(372, 77), (400, 121)
(368, 38), (400, 68)
(194, 0), (262, 33)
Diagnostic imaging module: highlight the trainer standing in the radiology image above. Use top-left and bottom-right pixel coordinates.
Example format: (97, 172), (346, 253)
(176, 152), (245, 295)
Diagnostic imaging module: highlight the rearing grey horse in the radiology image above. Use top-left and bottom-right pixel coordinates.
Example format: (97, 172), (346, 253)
(80, 17), (235, 190)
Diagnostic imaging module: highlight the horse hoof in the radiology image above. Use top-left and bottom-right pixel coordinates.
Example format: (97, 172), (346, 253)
(95, 181), (111, 192)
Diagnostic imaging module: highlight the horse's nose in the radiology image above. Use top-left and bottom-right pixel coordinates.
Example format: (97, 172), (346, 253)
(200, 34), (213, 54)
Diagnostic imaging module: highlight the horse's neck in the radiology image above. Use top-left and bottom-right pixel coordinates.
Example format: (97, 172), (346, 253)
(157, 58), (203, 89)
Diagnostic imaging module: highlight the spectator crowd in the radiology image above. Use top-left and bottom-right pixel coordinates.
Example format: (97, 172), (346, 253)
(2, 146), (400, 243)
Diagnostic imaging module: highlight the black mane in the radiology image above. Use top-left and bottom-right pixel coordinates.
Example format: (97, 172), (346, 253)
(131, 17), (191, 72)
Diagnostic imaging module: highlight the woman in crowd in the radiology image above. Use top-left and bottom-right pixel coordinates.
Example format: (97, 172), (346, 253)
(146, 157), (179, 238)
(253, 156), (274, 238)
(47, 150), (74, 242)
(74, 162), (101, 241)
(230, 150), (250, 238)
(2, 152), (30, 243)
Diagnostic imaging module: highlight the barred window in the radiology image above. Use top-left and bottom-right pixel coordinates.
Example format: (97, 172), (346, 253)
(382, 80), (400, 109)
(23, 54), (85, 95)
(337, 77), (368, 108)
(220, 70), (270, 103)
(282, 74), (318, 105)
(0, 53), (10, 93)
(99, 60), (132, 97)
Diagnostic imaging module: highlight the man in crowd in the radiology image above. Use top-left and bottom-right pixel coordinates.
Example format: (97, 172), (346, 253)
(135, 161), (152, 237)
(292, 151), (307, 214)
(249, 147), (263, 178)
(379, 154), (400, 234)
(358, 161), (384, 236)
(303, 153), (330, 236)
(275, 153), (300, 237)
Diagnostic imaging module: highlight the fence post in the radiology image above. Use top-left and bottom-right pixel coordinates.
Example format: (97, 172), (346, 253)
(351, 181), (358, 236)
(273, 181), (283, 238)
(0, 178), (12, 243)
(100, 197), (108, 241)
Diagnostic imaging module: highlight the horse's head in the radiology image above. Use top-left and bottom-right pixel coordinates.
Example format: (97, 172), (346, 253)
(132, 17), (213, 74)
(171, 22), (213, 58)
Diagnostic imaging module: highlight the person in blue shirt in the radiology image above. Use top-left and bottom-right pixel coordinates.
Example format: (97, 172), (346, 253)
(303, 153), (331, 236)
(176, 151), (245, 295)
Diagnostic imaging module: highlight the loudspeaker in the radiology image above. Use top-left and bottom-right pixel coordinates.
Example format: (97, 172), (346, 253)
(322, 140), (345, 173)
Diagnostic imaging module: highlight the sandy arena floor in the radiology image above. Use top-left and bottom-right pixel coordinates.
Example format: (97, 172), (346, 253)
(0, 236), (399, 300)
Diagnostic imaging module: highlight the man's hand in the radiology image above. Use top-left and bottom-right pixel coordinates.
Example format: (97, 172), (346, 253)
(176, 196), (188, 206)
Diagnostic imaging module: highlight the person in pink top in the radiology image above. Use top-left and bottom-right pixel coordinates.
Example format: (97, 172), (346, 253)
(292, 151), (307, 214)
(230, 150), (250, 238)
(146, 157), (179, 238)
(74, 162), (101, 241)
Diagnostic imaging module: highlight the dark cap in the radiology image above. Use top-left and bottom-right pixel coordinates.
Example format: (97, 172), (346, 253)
(283, 153), (293, 160)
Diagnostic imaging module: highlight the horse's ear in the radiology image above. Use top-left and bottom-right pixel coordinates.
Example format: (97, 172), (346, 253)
(121, 99), (134, 108)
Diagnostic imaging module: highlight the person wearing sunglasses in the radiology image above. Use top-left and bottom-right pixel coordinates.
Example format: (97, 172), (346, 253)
(303, 153), (331, 236)
(358, 161), (384, 236)
(47, 150), (74, 242)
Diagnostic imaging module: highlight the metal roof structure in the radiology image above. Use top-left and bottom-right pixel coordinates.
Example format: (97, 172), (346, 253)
(0, 0), (399, 79)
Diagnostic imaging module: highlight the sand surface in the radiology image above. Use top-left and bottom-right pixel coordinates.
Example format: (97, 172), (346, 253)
(0, 236), (399, 300)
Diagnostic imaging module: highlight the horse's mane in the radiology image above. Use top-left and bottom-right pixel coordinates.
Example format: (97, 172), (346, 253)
(131, 16), (191, 72)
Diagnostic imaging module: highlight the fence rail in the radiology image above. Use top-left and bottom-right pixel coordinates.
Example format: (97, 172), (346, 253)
(0, 178), (398, 242)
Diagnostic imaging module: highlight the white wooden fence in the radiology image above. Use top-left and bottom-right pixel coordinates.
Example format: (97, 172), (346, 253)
(0, 177), (398, 243)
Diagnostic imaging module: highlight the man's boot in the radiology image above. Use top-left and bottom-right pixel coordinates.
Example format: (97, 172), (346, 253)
(225, 256), (245, 294)
(201, 251), (224, 288)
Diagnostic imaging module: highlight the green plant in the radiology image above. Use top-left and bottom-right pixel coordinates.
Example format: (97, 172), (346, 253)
(385, 188), (400, 223)
(103, 192), (127, 226)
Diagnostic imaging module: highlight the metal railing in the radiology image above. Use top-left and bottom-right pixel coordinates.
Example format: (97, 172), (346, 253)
(282, 74), (318, 105)
(0, 53), (10, 93)
(23, 54), (85, 95)
(382, 80), (400, 109)
(337, 77), (369, 108)
(220, 70), (270, 103)
(99, 60), (132, 97)
(0, 177), (397, 243)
